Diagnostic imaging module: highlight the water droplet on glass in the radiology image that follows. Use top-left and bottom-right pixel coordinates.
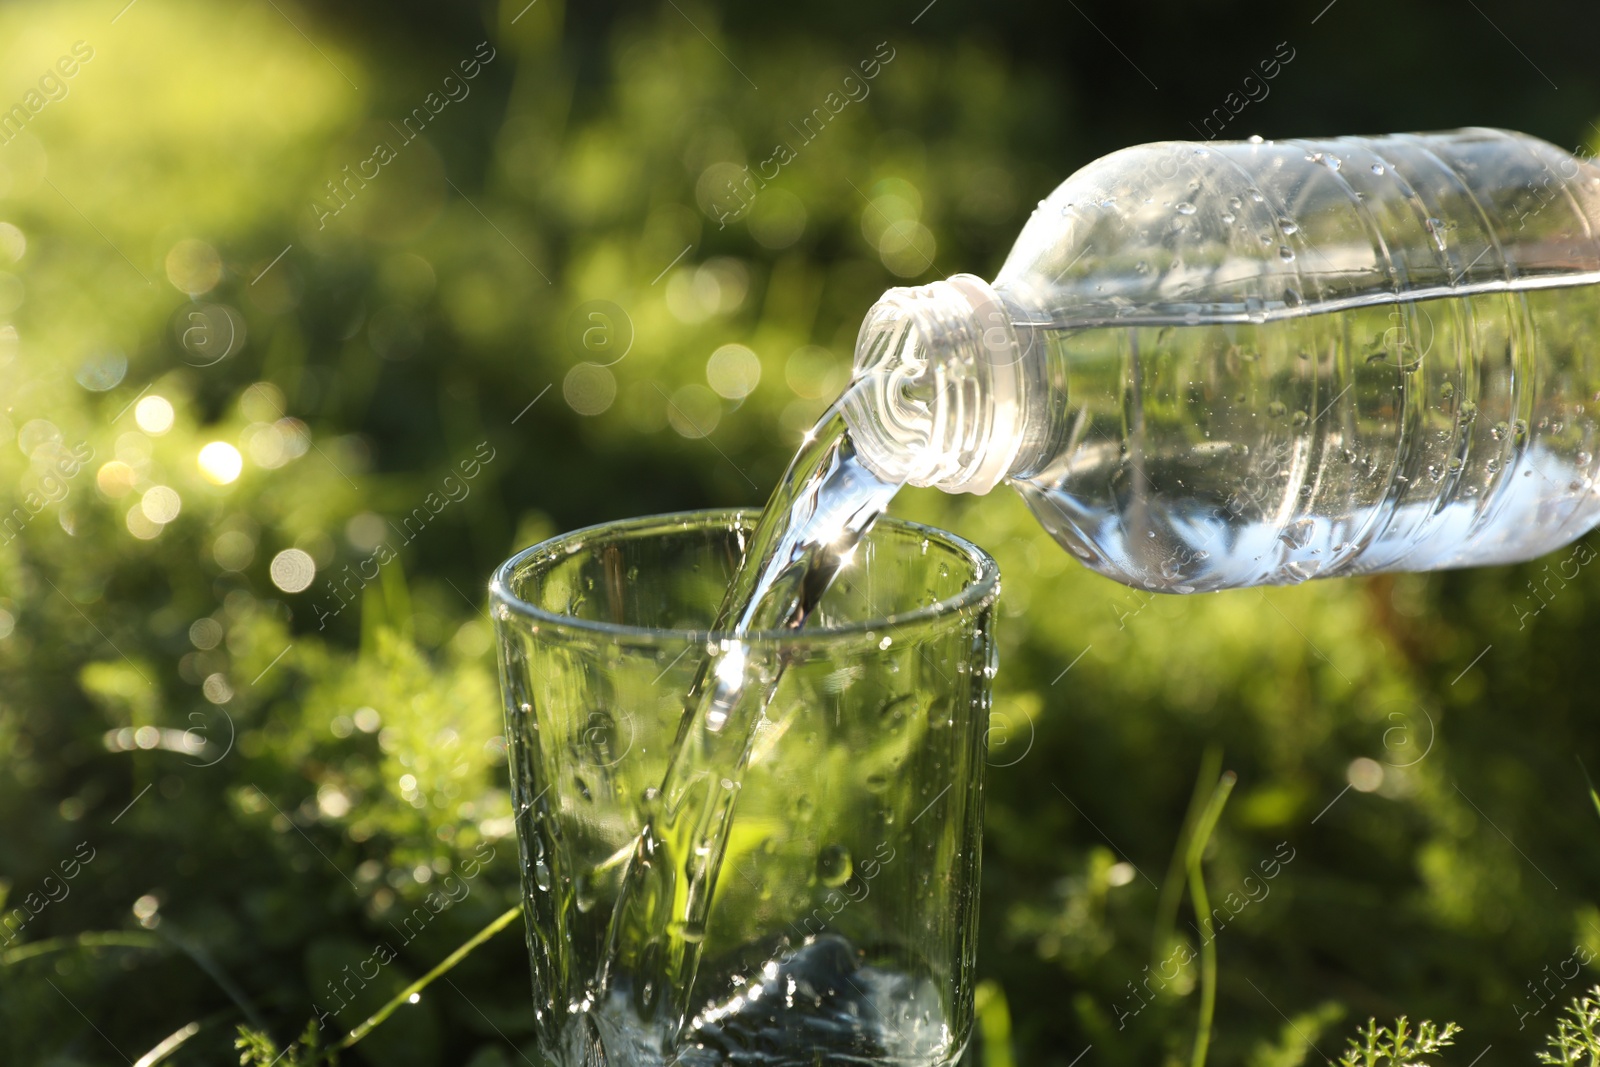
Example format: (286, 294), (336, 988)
(1279, 519), (1315, 549)
(1175, 201), (1196, 215)
(1439, 381), (1455, 399)
(1291, 410), (1310, 428)
(1221, 212), (1236, 224)
(1267, 400), (1288, 418)
(1370, 163), (1385, 175)
(816, 844), (852, 887)
(1278, 218), (1299, 235)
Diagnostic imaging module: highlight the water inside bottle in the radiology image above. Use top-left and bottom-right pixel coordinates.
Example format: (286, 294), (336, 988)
(1015, 282), (1600, 591)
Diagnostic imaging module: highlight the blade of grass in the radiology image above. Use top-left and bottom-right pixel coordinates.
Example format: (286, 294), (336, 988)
(340, 902), (521, 1049)
(1, 930), (165, 966)
(1152, 745), (1222, 970)
(1577, 756), (1600, 824)
(1186, 769), (1237, 1067)
(131, 1021), (201, 1067)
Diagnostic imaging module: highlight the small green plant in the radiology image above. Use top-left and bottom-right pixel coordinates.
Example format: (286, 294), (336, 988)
(1334, 1017), (1461, 1067)
(236, 1021), (332, 1066)
(1537, 985), (1600, 1066)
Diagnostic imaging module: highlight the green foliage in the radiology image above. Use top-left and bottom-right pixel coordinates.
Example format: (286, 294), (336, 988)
(1538, 987), (1600, 1066)
(1335, 1018), (1462, 1067)
(236, 1020), (332, 1066)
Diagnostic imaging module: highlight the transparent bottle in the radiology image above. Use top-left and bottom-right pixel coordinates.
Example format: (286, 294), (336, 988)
(843, 127), (1600, 591)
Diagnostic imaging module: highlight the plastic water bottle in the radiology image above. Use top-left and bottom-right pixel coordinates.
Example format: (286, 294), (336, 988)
(842, 127), (1600, 591)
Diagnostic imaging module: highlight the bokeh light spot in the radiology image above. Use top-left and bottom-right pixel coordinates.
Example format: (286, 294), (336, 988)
(706, 343), (761, 400)
(213, 530), (256, 571)
(140, 485), (182, 524)
(270, 548), (316, 592)
(1347, 757), (1385, 793)
(165, 239), (223, 296)
(135, 396), (175, 435)
(198, 441), (243, 484)
(563, 362), (617, 416)
(96, 461), (136, 498)
(75, 350), (127, 392)
(878, 219), (937, 278)
(0, 222), (25, 263)
(666, 384), (721, 439)
(189, 617), (223, 650)
(126, 506), (163, 540)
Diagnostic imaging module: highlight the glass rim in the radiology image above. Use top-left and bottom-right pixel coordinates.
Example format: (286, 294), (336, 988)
(488, 507), (1000, 648)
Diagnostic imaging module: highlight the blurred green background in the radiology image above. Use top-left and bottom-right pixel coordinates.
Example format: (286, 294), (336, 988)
(4, 0), (1600, 1063)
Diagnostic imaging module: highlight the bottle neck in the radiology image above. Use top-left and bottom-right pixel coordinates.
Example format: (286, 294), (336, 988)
(841, 274), (1035, 495)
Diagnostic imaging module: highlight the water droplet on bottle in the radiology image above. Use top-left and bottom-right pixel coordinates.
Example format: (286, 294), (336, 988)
(1486, 458), (1502, 473)
(1248, 134), (1264, 144)
(1459, 400), (1477, 421)
(1278, 218), (1299, 234)
(1425, 218), (1447, 252)
(1513, 419), (1528, 441)
(1279, 519), (1315, 549)
(1267, 400), (1288, 418)
(1447, 458), (1463, 473)
(1175, 201), (1196, 215)
(1426, 464), (1444, 482)
(1491, 421), (1508, 441)
(1370, 162), (1385, 175)
(1284, 560), (1321, 581)
(1221, 212), (1236, 224)
(1160, 558), (1182, 580)
(1579, 451), (1594, 467)
(1439, 381), (1455, 399)
(817, 844), (852, 887)
(1239, 348), (1260, 362)
(1278, 246), (1295, 262)
(1291, 410), (1310, 428)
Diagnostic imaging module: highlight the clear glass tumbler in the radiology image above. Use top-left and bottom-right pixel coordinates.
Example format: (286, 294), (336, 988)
(490, 509), (1000, 1067)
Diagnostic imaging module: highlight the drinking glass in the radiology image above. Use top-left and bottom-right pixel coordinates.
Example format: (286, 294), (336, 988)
(490, 509), (1000, 1067)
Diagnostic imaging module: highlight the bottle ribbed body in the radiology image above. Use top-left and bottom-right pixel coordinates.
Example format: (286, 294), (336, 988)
(979, 128), (1600, 590)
